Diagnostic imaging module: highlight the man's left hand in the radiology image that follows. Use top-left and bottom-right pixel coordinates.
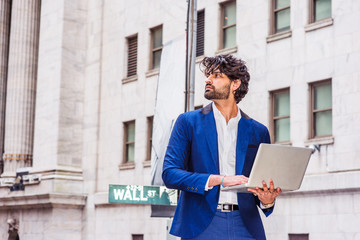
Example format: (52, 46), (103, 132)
(247, 179), (282, 205)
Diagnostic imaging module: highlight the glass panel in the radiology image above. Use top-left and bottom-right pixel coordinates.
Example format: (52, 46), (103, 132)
(127, 122), (135, 142)
(223, 26), (236, 49)
(275, 8), (290, 33)
(275, 117), (290, 142)
(127, 143), (135, 162)
(152, 49), (162, 69)
(274, 91), (290, 117)
(314, 83), (332, 110)
(276, 0), (290, 9)
(224, 1), (236, 27)
(315, 0), (331, 21)
(314, 110), (332, 136)
(152, 27), (162, 49)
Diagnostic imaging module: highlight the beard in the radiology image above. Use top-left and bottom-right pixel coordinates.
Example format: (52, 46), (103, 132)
(204, 82), (231, 100)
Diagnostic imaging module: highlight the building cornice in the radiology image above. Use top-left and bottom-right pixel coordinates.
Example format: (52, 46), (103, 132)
(0, 193), (87, 210)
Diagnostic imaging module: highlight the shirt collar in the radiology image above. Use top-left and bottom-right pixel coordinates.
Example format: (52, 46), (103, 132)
(212, 102), (241, 123)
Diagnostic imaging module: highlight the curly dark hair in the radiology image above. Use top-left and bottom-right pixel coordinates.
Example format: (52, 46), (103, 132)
(200, 54), (250, 103)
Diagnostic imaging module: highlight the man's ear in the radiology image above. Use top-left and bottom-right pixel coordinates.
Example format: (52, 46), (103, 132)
(232, 79), (241, 91)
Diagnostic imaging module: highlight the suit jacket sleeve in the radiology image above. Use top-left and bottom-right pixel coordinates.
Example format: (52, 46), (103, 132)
(162, 114), (210, 195)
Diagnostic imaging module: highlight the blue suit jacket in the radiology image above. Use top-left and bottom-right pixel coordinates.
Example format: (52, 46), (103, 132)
(162, 103), (273, 239)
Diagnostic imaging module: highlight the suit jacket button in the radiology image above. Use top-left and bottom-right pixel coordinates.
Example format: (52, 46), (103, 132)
(195, 188), (198, 191)
(187, 187), (190, 190)
(191, 187), (194, 190)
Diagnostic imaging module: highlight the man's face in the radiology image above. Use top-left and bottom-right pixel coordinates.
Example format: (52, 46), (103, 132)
(204, 71), (232, 101)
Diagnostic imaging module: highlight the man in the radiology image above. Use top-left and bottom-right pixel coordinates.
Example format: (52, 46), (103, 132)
(162, 54), (282, 240)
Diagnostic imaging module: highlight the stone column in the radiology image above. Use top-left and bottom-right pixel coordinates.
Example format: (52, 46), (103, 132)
(0, 0), (12, 174)
(2, 0), (41, 176)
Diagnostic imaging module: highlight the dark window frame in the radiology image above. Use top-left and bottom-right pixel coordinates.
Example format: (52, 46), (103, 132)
(309, 0), (332, 24)
(219, 0), (236, 50)
(126, 34), (138, 77)
(196, 9), (205, 57)
(309, 79), (332, 139)
(289, 233), (309, 240)
(123, 120), (136, 164)
(149, 25), (163, 70)
(132, 234), (144, 240)
(146, 116), (153, 161)
(270, 0), (291, 35)
(270, 88), (291, 144)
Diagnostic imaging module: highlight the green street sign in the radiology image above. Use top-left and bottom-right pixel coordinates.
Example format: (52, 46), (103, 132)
(109, 184), (178, 206)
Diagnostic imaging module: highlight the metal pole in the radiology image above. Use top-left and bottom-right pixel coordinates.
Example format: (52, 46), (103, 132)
(185, 0), (197, 112)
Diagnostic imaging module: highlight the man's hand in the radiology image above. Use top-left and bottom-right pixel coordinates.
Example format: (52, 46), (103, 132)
(222, 175), (248, 187)
(208, 175), (248, 188)
(247, 179), (282, 205)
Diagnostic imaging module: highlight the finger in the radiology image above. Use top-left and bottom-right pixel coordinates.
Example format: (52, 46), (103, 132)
(262, 181), (269, 192)
(248, 188), (260, 196)
(237, 175), (248, 184)
(269, 179), (275, 193)
(247, 189), (256, 195)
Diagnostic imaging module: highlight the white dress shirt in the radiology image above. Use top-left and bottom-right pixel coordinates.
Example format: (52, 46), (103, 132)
(206, 102), (240, 205)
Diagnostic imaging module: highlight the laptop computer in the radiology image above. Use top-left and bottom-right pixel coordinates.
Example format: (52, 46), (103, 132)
(221, 143), (312, 193)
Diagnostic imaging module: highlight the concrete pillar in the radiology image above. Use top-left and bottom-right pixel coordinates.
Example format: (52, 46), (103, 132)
(0, 0), (12, 174)
(2, 0), (41, 176)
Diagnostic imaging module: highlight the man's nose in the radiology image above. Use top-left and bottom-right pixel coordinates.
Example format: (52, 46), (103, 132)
(205, 77), (212, 84)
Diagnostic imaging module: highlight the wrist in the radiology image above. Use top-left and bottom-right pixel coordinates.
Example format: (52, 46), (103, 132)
(221, 176), (225, 187)
(261, 201), (275, 208)
(209, 175), (223, 188)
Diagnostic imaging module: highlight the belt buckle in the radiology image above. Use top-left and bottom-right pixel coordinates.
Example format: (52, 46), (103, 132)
(219, 204), (232, 212)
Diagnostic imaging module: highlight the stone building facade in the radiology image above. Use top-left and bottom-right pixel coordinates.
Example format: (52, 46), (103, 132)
(0, 0), (359, 239)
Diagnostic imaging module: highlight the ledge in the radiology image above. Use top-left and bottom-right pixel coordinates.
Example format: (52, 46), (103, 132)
(215, 46), (238, 55)
(94, 191), (109, 207)
(305, 18), (333, 33)
(304, 136), (334, 146)
(280, 170), (360, 196)
(0, 193), (87, 210)
(143, 160), (151, 168)
(266, 30), (292, 43)
(145, 68), (159, 78)
(122, 75), (138, 84)
(0, 166), (83, 188)
(196, 55), (205, 63)
(119, 162), (135, 170)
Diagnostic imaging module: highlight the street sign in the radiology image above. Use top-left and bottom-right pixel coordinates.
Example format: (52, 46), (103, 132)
(109, 184), (178, 206)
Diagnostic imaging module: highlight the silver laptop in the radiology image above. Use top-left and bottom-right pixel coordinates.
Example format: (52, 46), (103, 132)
(221, 143), (312, 193)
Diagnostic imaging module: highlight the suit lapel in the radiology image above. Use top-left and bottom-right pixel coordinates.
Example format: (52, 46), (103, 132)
(236, 116), (251, 175)
(202, 104), (219, 173)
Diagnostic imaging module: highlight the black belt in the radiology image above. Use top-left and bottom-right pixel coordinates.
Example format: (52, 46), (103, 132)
(217, 204), (239, 212)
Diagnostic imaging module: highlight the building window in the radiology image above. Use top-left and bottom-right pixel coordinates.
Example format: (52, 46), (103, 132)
(196, 10), (205, 57)
(150, 25), (163, 69)
(132, 234), (144, 240)
(221, 1), (236, 49)
(310, 80), (332, 138)
(123, 121), (136, 163)
(271, 0), (291, 34)
(127, 35), (138, 77)
(146, 116), (153, 161)
(309, 0), (331, 23)
(271, 89), (290, 143)
(289, 233), (309, 240)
